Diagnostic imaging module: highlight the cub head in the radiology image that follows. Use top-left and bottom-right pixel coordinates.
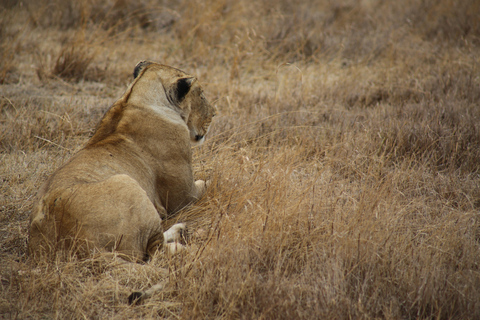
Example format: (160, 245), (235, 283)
(132, 61), (216, 145)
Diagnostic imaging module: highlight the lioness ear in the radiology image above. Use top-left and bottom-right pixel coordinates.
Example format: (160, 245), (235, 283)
(133, 60), (153, 79)
(176, 77), (195, 101)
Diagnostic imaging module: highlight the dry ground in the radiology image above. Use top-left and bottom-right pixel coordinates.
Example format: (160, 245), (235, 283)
(1, 0), (480, 319)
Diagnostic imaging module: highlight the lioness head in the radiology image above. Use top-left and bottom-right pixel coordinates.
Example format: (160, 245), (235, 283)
(132, 61), (216, 145)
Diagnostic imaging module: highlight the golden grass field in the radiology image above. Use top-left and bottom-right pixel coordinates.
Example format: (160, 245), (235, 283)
(1, 0), (480, 318)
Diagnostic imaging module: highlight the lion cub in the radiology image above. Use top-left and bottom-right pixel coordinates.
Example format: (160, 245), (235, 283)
(29, 61), (215, 262)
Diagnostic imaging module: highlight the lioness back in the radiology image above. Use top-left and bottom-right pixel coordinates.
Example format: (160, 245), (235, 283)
(29, 61), (215, 261)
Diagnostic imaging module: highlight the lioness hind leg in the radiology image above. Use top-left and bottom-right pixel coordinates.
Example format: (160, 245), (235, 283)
(51, 174), (165, 261)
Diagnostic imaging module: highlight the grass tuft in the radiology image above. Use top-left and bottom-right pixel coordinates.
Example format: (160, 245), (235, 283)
(52, 43), (95, 82)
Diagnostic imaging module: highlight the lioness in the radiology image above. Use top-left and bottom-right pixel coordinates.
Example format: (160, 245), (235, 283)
(29, 61), (215, 264)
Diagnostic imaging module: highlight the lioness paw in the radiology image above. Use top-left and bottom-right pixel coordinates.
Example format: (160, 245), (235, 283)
(194, 179), (208, 198)
(195, 179), (206, 189)
(163, 223), (187, 244)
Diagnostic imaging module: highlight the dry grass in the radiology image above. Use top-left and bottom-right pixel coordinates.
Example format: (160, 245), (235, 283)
(1, 0), (480, 318)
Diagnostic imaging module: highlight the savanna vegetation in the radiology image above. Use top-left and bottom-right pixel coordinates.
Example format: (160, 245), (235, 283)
(1, 0), (480, 318)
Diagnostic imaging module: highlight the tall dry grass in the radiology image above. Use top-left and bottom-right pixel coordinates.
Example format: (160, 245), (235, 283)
(1, 0), (480, 318)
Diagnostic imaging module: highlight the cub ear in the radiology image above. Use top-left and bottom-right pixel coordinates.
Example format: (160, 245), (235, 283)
(133, 60), (153, 79)
(176, 77), (195, 101)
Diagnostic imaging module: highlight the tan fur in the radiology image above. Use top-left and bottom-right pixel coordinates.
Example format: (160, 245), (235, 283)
(28, 61), (215, 262)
